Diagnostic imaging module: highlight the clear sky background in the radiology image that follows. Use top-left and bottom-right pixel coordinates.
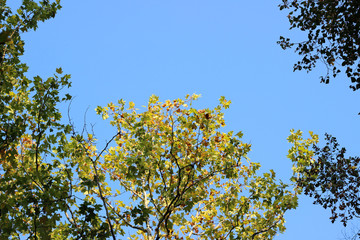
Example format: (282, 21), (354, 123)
(10, 0), (360, 239)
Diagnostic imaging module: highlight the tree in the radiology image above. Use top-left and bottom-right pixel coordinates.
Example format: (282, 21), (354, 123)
(0, 0), (67, 158)
(278, 0), (360, 90)
(0, 1), (319, 239)
(289, 133), (360, 234)
(87, 94), (308, 239)
(0, 0), (73, 239)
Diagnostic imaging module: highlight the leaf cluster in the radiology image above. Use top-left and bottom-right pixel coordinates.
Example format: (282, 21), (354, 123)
(293, 133), (360, 228)
(279, 0), (360, 90)
(94, 94), (299, 239)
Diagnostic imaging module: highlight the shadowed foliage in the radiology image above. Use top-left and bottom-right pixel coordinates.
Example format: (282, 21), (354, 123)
(279, 0), (360, 90)
(296, 134), (360, 227)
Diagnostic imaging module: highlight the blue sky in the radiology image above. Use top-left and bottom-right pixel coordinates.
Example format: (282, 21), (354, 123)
(11, 0), (360, 239)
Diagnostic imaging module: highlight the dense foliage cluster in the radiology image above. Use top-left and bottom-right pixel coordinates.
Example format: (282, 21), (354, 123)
(279, 0), (360, 90)
(0, 1), (72, 238)
(92, 95), (306, 239)
(294, 134), (360, 227)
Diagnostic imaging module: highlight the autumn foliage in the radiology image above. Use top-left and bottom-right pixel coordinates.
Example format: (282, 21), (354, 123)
(0, 1), (320, 239)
